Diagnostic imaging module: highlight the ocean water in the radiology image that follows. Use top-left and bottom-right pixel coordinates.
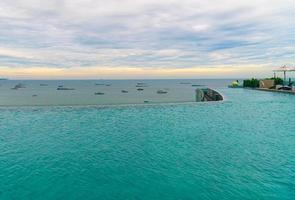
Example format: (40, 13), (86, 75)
(1, 80), (295, 200)
(0, 79), (232, 106)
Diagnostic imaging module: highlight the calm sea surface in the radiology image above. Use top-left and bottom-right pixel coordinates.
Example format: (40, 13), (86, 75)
(0, 79), (295, 199)
(0, 79), (231, 106)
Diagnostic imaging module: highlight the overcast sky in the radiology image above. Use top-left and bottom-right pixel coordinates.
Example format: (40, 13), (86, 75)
(0, 0), (294, 79)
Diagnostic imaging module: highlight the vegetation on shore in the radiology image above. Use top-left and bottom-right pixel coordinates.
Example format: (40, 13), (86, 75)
(243, 78), (260, 88)
(243, 77), (283, 88)
(267, 77), (284, 85)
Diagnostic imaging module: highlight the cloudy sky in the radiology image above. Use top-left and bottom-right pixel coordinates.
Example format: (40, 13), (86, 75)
(0, 0), (295, 79)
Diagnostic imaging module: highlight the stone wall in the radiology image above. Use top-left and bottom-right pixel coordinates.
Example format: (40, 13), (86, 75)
(259, 80), (275, 89)
(195, 88), (223, 102)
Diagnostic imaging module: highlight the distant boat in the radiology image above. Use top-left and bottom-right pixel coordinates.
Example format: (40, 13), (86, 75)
(94, 92), (105, 95)
(157, 90), (168, 94)
(137, 88), (144, 91)
(32, 94), (38, 97)
(136, 82), (148, 87)
(17, 83), (25, 88)
(121, 90), (128, 93)
(144, 100), (149, 103)
(57, 87), (75, 90)
(180, 82), (191, 84)
(40, 84), (48, 86)
(192, 84), (204, 87)
(105, 84), (111, 86)
(11, 83), (26, 90)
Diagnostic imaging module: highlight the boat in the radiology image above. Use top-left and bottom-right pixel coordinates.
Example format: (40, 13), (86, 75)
(40, 84), (48, 86)
(57, 87), (75, 90)
(180, 82), (191, 84)
(192, 84), (204, 87)
(56, 85), (75, 90)
(121, 90), (128, 93)
(144, 100), (149, 103)
(136, 83), (148, 87)
(94, 92), (105, 95)
(11, 83), (26, 90)
(17, 83), (25, 88)
(32, 94), (38, 97)
(137, 88), (144, 91)
(157, 90), (168, 94)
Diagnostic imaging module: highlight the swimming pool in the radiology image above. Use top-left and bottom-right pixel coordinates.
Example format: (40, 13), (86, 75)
(0, 87), (294, 199)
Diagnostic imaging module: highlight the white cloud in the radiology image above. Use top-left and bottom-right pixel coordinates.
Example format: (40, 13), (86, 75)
(0, 0), (295, 78)
(192, 24), (211, 32)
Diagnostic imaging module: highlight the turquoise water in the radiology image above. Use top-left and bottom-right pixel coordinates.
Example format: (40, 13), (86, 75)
(1, 82), (295, 199)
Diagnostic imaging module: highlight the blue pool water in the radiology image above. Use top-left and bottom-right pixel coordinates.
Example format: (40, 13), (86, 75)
(1, 81), (295, 199)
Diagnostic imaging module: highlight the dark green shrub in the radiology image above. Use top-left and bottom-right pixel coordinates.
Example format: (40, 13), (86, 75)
(268, 77), (283, 85)
(243, 78), (260, 88)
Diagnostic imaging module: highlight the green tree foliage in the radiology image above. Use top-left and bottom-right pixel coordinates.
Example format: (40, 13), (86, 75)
(243, 78), (260, 88)
(268, 77), (283, 85)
